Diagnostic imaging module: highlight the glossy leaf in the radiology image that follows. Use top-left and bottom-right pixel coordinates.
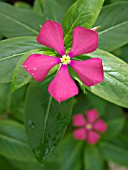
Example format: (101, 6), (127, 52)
(0, 120), (35, 161)
(63, 0), (104, 46)
(84, 145), (104, 170)
(0, 36), (41, 83)
(95, 2), (128, 51)
(99, 141), (128, 166)
(86, 49), (128, 108)
(25, 75), (74, 163)
(0, 2), (44, 38)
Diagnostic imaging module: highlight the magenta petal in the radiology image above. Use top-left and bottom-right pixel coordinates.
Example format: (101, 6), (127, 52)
(73, 114), (86, 127)
(37, 20), (65, 56)
(22, 54), (60, 82)
(73, 128), (86, 140)
(48, 65), (78, 102)
(68, 26), (98, 57)
(87, 131), (100, 144)
(93, 119), (107, 133)
(86, 109), (99, 123)
(70, 58), (104, 86)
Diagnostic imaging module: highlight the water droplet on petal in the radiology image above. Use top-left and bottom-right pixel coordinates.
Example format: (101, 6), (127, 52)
(28, 68), (30, 71)
(33, 68), (37, 70)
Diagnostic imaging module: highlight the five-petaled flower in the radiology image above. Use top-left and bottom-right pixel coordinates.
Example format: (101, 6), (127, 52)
(73, 109), (107, 144)
(22, 20), (104, 102)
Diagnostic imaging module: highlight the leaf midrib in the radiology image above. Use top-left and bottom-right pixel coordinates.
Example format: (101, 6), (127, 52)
(101, 141), (128, 155)
(104, 72), (128, 90)
(63, 142), (82, 169)
(0, 53), (25, 61)
(64, 1), (91, 41)
(99, 21), (128, 34)
(41, 96), (52, 146)
(0, 134), (28, 147)
(0, 12), (38, 35)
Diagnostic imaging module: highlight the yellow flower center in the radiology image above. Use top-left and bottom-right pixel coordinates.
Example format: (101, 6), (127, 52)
(86, 123), (92, 130)
(61, 55), (71, 65)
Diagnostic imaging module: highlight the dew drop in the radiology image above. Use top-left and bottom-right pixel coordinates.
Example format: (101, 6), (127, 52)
(28, 120), (35, 129)
(23, 65), (27, 68)
(33, 68), (37, 70)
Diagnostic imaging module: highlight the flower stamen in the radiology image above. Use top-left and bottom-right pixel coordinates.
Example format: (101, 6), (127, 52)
(86, 123), (92, 130)
(61, 55), (71, 65)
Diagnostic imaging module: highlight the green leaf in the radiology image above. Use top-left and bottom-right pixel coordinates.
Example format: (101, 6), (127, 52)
(0, 120), (35, 161)
(56, 134), (83, 170)
(14, 1), (32, 9)
(42, 134), (83, 170)
(25, 75), (74, 163)
(0, 156), (18, 170)
(84, 145), (104, 170)
(99, 141), (128, 166)
(86, 49), (128, 108)
(110, 0), (127, 3)
(11, 50), (39, 93)
(87, 92), (107, 116)
(33, 0), (43, 15)
(104, 117), (125, 139)
(11, 48), (57, 93)
(0, 83), (10, 115)
(0, 36), (41, 83)
(95, 2), (128, 51)
(7, 158), (44, 170)
(112, 44), (128, 63)
(63, 0), (105, 46)
(108, 135), (128, 150)
(0, 2), (44, 38)
(42, 0), (65, 23)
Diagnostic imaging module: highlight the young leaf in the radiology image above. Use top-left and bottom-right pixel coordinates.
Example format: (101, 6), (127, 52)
(0, 120), (35, 161)
(0, 36), (41, 83)
(11, 49), (40, 93)
(0, 2), (44, 38)
(63, 0), (105, 46)
(84, 145), (104, 170)
(95, 2), (128, 51)
(86, 49), (128, 108)
(25, 76), (74, 163)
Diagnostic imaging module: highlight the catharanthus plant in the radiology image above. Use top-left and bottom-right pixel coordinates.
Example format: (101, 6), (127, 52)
(22, 20), (104, 102)
(73, 109), (107, 144)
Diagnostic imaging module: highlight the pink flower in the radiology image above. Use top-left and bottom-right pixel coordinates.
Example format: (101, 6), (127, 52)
(22, 20), (104, 102)
(73, 109), (107, 144)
